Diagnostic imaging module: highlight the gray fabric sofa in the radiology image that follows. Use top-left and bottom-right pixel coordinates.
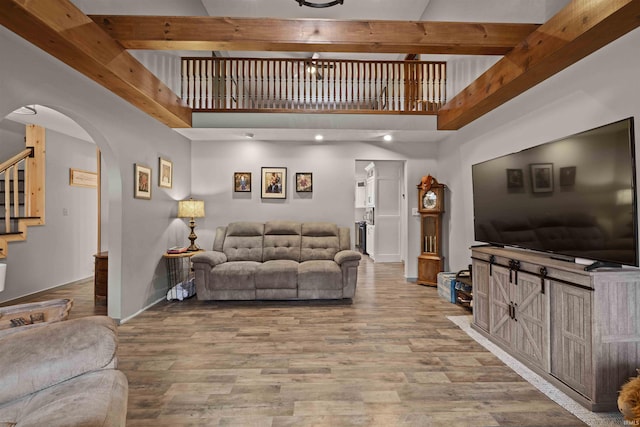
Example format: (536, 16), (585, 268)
(191, 221), (362, 300)
(0, 316), (128, 426)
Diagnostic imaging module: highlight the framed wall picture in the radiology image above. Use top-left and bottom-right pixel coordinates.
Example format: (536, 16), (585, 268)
(530, 163), (553, 193)
(559, 166), (576, 186)
(134, 164), (152, 199)
(234, 172), (251, 192)
(261, 167), (286, 199)
(506, 168), (523, 189)
(296, 172), (312, 192)
(158, 157), (173, 189)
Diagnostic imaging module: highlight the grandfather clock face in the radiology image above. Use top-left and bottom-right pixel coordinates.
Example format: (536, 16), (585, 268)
(422, 190), (438, 210)
(419, 185), (443, 213)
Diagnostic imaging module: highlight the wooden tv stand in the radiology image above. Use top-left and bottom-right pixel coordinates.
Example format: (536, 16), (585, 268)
(471, 245), (639, 412)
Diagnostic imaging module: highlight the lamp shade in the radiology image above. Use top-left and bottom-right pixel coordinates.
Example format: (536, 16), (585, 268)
(177, 199), (205, 218)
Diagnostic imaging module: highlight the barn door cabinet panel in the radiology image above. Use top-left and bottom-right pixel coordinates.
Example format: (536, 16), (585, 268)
(471, 246), (640, 412)
(486, 264), (548, 371)
(471, 259), (490, 332)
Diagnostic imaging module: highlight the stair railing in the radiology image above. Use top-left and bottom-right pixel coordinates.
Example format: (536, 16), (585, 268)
(0, 148), (33, 234)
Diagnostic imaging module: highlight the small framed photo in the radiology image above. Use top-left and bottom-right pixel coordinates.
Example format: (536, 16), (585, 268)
(158, 157), (173, 189)
(530, 163), (553, 193)
(506, 168), (523, 189)
(261, 167), (286, 199)
(559, 166), (576, 186)
(234, 172), (252, 192)
(134, 164), (152, 199)
(296, 172), (313, 192)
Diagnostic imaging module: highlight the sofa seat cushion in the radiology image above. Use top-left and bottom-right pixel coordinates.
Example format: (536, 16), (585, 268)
(298, 260), (342, 290)
(210, 261), (260, 290)
(0, 370), (128, 427)
(255, 260), (298, 289)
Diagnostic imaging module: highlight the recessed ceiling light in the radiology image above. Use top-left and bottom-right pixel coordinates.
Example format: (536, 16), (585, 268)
(245, 132), (254, 139)
(314, 134), (324, 141)
(383, 134), (393, 142)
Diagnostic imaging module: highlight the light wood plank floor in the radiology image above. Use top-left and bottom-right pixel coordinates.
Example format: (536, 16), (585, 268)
(6, 257), (586, 426)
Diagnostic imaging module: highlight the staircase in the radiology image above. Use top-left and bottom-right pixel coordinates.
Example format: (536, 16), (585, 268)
(0, 124), (45, 258)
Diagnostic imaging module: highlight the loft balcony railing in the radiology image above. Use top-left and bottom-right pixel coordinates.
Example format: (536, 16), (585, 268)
(181, 57), (446, 114)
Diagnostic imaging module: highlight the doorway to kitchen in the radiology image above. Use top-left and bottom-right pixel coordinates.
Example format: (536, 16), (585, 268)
(354, 160), (405, 263)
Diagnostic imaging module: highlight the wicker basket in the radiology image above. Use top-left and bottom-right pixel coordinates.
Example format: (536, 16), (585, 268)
(0, 298), (73, 331)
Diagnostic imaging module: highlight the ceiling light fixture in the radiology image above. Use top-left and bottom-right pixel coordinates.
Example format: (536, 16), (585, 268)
(383, 134), (393, 142)
(295, 0), (344, 8)
(245, 132), (254, 139)
(314, 134), (324, 141)
(13, 105), (37, 115)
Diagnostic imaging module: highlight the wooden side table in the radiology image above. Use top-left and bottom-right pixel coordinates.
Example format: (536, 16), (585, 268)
(93, 251), (108, 306)
(163, 251), (200, 290)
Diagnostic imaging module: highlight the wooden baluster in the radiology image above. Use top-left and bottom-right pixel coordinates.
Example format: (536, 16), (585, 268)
(253, 59), (257, 109)
(181, 59), (186, 105)
(188, 59), (194, 108)
(205, 60), (210, 110)
(391, 62), (396, 111)
(368, 61), (372, 109)
(296, 61), (300, 109)
(284, 60), (289, 109)
(12, 164), (19, 218)
(442, 63), (447, 106)
(212, 59), (217, 109)
(373, 62), (377, 110)
(333, 61), (337, 110)
(278, 60), (283, 109)
(201, 60), (207, 110)
(4, 167), (11, 232)
(23, 158), (30, 217)
(318, 61), (322, 109)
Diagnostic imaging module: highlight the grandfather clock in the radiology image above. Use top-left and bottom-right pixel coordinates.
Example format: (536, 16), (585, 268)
(417, 176), (445, 286)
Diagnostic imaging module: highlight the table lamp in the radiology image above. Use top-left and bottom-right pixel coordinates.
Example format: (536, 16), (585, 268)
(177, 198), (205, 251)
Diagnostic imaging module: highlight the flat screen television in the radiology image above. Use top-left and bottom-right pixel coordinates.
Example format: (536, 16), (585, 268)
(472, 117), (638, 268)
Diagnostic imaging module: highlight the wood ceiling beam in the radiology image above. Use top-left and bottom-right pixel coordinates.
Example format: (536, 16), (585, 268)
(437, 0), (640, 131)
(0, 0), (192, 128)
(89, 16), (540, 55)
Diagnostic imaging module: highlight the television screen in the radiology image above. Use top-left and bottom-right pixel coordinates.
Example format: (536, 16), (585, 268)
(472, 117), (638, 267)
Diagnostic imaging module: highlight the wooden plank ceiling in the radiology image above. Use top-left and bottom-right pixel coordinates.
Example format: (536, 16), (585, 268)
(1, 0), (639, 131)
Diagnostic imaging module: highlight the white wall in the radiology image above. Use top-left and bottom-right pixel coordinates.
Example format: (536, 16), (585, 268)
(0, 26), (192, 321)
(437, 27), (640, 271)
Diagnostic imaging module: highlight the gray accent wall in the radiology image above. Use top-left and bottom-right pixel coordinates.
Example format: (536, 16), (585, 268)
(191, 140), (438, 278)
(0, 26), (191, 321)
(437, 27), (640, 271)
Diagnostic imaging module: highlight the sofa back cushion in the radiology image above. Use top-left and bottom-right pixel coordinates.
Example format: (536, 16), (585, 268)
(301, 222), (340, 261)
(263, 221), (302, 261)
(0, 316), (118, 406)
(212, 226), (227, 252)
(223, 222), (264, 262)
(338, 227), (351, 251)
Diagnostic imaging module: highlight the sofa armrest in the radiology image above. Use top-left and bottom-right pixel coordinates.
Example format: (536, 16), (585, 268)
(0, 316), (118, 406)
(335, 250), (362, 265)
(191, 250), (227, 268)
